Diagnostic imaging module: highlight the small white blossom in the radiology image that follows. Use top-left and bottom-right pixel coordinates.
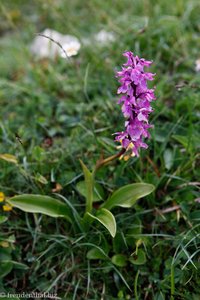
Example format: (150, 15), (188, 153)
(60, 40), (81, 58)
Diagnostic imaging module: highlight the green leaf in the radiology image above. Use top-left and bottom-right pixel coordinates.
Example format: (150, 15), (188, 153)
(76, 180), (104, 202)
(190, 210), (200, 221)
(0, 153), (18, 164)
(32, 146), (45, 161)
(87, 247), (108, 260)
(80, 160), (94, 213)
(1, 234), (15, 244)
(126, 218), (143, 247)
(172, 135), (193, 152)
(8, 194), (72, 221)
(87, 208), (116, 238)
(98, 137), (116, 152)
(34, 173), (48, 185)
(0, 216), (8, 224)
(12, 261), (29, 270)
(103, 183), (155, 210)
(0, 248), (12, 261)
(0, 247), (13, 278)
(113, 232), (128, 254)
(7, 234), (15, 243)
(127, 218), (142, 235)
(111, 254), (127, 267)
(129, 249), (146, 265)
(0, 261), (13, 278)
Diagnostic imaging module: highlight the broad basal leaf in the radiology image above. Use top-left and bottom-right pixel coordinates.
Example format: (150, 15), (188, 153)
(87, 247), (108, 260)
(0, 261), (13, 278)
(0, 248), (13, 278)
(0, 216), (8, 224)
(8, 194), (72, 222)
(111, 254), (127, 267)
(87, 208), (116, 238)
(103, 183), (155, 210)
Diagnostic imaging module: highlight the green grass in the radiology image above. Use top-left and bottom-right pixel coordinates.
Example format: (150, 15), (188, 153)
(0, 0), (200, 299)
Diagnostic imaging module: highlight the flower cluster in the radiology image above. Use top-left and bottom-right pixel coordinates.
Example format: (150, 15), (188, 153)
(114, 51), (156, 159)
(0, 192), (12, 211)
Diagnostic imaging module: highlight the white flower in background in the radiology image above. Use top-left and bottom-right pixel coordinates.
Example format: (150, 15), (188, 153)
(59, 39), (81, 58)
(30, 28), (81, 59)
(95, 30), (115, 45)
(195, 59), (200, 72)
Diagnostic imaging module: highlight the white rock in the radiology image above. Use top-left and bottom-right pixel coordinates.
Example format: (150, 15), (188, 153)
(95, 30), (115, 45)
(30, 28), (81, 59)
(195, 59), (200, 72)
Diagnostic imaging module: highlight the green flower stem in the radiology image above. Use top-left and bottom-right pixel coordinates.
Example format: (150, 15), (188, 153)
(134, 270), (140, 300)
(86, 174), (94, 214)
(170, 264), (175, 300)
(79, 159), (94, 215)
(82, 149), (125, 227)
(82, 212), (94, 230)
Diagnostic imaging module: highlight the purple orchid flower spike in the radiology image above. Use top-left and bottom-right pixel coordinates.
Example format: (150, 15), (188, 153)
(114, 51), (156, 160)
